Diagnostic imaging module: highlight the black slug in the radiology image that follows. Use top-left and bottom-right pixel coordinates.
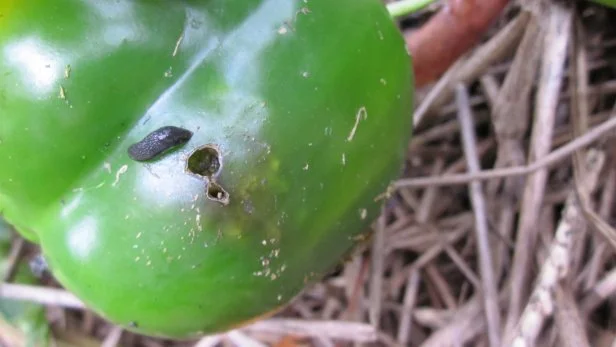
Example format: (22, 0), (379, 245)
(128, 126), (193, 161)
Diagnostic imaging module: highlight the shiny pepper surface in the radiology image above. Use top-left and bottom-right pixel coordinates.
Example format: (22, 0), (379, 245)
(0, 0), (414, 338)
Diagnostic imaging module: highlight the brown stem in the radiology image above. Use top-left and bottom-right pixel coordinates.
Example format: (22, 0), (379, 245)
(406, 0), (510, 87)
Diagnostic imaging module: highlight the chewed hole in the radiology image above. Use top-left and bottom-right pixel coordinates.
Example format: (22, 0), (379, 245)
(207, 181), (230, 206)
(186, 144), (230, 206)
(186, 145), (222, 178)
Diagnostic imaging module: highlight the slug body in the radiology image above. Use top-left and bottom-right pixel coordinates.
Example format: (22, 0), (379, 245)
(128, 126), (193, 161)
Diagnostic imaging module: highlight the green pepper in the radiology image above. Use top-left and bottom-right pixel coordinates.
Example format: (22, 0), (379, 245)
(591, 0), (616, 8)
(0, 0), (413, 338)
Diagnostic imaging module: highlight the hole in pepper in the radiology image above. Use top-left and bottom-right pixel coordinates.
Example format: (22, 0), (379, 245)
(186, 145), (222, 178)
(207, 181), (230, 206)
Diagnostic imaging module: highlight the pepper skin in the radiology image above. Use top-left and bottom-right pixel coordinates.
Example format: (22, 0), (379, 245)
(0, 0), (413, 338)
(592, 0), (616, 8)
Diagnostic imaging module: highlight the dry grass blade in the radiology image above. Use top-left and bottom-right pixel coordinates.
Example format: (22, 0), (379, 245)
(487, 11), (542, 196)
(101, 326), (124, 347)
(479, 74), (499, 107)
(504, 2), (573, 337)
(571, 14), (616, 252)
(397, 270), (421, 344)
(419, 295), (498, 347)
(414, 58), (466, 127)
(395, 115), (616, 188)
(403, 228), (467, 272)
(443, 245), (481, 290)
(0, 283), (85, 309)
(581, 267), (616, 314)
(413, 11), (530, 125)
(2, 238), (24, 282)
(194, 335), (224, 347)
(455, 84), (501, 347)
(505, 149), (605, 347)
(0, 284), (378, 343)
(554, 286), (591, 347)
(0, 316), (24, 347)
(369, 211), (386, 329)
(486, 7), (542, 287)
(576, 193), (616, 251)
(581, 164), (615, 290)
(226, 331), (267, 347)
(243, 319), (378, 343)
